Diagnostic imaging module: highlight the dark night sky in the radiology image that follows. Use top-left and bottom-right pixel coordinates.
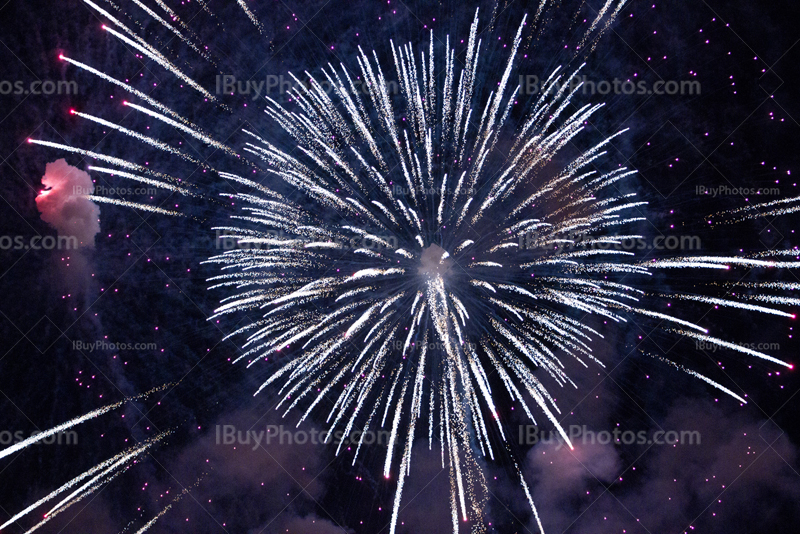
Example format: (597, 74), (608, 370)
(1, 1), (800, 533)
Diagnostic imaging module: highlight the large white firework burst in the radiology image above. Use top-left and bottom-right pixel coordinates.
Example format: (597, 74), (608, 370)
(199, 10), (791, 534)
(15, 2), (800, 533)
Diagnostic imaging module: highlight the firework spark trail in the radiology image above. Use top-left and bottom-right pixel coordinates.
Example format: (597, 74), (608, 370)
(670, 330), (792, 368)
(27, 138), (194, 187)
(43, 445), (155, 519)
(125, 0), (212, 62)
(0, 384), (172, 462)
(579, 0), (630, 52)
(639, 258), (731, 270)
(130, 481), (198, 534)
(0, 434), (166, 530)
(29, 139), (152, 173)
(30, 137), (203, 214)
(739, 294), (800, 306)
(59, 55), (207, 131)
(72, 110), (208, 168)
(81, 0), (216, 102)
(643, 352), (747, 404)
(661, 294), (796, 318)
(13, 436), (171, 534)
(151, 0), (206, 49)
(754, 250), (800, 257)
(22, 470), (128, 534)
(0, 405), (115, 462)
(235, 0), (265, 34)
(123, 102), (240, 158)
(132, 504), (173, 534)
(711, 194), (800, 223)
(87, 166), (195, 196)
(712, 280), (800, 292)
(86, 195), (186, 217)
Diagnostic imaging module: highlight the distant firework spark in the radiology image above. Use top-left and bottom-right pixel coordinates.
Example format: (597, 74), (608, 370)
(10, 1), (800, 532)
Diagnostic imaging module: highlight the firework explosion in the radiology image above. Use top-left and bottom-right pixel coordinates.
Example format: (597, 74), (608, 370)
(6, 1), (800, 532)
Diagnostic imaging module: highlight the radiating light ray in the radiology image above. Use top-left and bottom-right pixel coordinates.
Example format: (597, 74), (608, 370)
(87, 166), (195, 196)
(72, 110), (207, 168)
(662, 293), (796, 318)
(643, 352), (747, 403)
(126, 0), (212, 62)
(82, 0), (215, 102)
(59, 55), (205, 130)
(672, 330), (792, 368)
(0, 384), (172, 461)
(22, 470), (126, 533)
(27, 138), (189, 186)
(123, 102), (239, 157)
(86, 195), (186, 217)
(234, 0), (266, 34)
(0, 433), (168, 530)
(132, 482), (197, 534)
(711, 194), (800, 223)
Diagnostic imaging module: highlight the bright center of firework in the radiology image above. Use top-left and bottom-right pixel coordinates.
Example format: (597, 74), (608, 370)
(418, 244), (453, 278)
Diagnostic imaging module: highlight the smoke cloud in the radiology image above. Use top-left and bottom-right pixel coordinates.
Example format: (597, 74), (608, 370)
(35, 158), (99, 248)
(525, 398), (800, 533)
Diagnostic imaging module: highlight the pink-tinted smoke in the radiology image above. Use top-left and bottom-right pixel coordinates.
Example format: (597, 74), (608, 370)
(35, 158), (99, 248)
